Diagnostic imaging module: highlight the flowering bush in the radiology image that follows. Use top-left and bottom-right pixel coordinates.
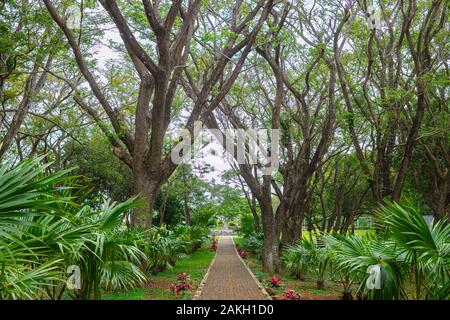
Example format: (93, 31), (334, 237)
(178, 273), (190, 281)
(171, 273), (192, 295)
(282, 290), (302, 300)
(211, 235), (217, 251)
(267, 276), (282, 287)
(239, 250), (247, 259)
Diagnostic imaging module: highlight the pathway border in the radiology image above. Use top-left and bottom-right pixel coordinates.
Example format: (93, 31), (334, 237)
(192, 241), (218, 300)
(231, 237), (272, 300)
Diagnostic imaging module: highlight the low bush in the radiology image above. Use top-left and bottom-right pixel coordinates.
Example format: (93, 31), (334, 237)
(242, 232), (264, 259)
(172, 225), (209, 254)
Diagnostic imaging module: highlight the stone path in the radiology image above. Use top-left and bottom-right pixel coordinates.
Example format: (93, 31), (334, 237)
(196, 236), (266, 300)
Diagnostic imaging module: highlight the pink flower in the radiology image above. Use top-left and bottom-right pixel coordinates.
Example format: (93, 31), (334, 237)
(282, 290), (301, 300)
(173, 281), (192, 295)
(268, 276), (282, 287)
(239, 251), (247, 258)
(172, 273), (193, 295)
(178, 273), (190, 280)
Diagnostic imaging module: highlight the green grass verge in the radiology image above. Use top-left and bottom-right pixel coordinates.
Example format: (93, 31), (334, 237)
(102, 246), (215, 300)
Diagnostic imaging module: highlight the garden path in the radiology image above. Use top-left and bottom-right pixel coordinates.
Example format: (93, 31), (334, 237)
(195, 236), (266, 300)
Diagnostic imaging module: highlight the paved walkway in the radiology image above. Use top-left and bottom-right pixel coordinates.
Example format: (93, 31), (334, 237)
(196, 236), (265, 300)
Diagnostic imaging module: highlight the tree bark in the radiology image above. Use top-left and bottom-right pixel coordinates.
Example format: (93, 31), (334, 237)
(261, 176), (281, 273)
(183, 190), (191, 225)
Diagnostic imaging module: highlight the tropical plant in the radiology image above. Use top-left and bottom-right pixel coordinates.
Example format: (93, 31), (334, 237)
(267, 276), (281, 288)
(282, 241), (313, 281)
(130, 227), (184, 274)
(0, 157), (76, 299)
(70, 199), (147, 300)
(325, 233), (407, 300)
(171, 272), (192, 296)
(0, 158), (147, 300)
(301, 238), (331, 289)
(243, 232), (264, 260)
(172, 225), (209, 254)
(378, 202), (450, 299)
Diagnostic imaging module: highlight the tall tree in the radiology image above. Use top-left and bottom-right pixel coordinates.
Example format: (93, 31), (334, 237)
(43, 0), (274, 227)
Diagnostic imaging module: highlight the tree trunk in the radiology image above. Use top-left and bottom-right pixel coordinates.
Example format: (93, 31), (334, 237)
(183, 190), (191, 225)
(261, 177), (281, 273)
(281, 187), (307, 245)
(261, 211), (281, 273)
(251, 198), (260, 233)
(159, 184), (170, 225)
(0, 58), (51, 160)
(131, 168), (159, 228)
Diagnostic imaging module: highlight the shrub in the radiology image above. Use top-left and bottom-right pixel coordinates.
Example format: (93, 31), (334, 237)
(0, 158), (147, 300)
(325, 233), (407, 300)
(239, 213), (256, 237)
(243, 232), (264, 259)
(282, 242), (312, 281)
(378, 202), (450, 299)
(130, 227), (184, 274)
(172, 225), (209, 253)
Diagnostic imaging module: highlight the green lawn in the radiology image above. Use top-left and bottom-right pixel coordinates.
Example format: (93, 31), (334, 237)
(102, 246), (215, 300)
(233, 236), (245, 248)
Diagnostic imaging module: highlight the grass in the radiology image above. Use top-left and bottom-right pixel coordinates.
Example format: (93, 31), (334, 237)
(101, 288), (147, 300)
(302, 229), (375, 241)
(102, 245), (215, 300)
(233, 236), (245, 248)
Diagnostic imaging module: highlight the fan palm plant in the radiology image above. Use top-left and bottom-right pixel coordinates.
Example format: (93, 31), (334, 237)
(0, 157), (75, 299)
(62, 198), (147, 300)
(0, 158), (147, 300)
(302, 237), (331, 289)
(125, 226), (184, 274)
(282, 240), (313, 281)
(378, 202), (450, 299)
(325, 233), (408, 300)
(173, 225), (209, 254)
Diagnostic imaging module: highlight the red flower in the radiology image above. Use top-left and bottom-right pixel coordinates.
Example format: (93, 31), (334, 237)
(268, 276), (282, 287)
(178, 273), (190, 280)
(211, 239), (217, 251)
(173, 281), (192, 295)
(172, 273), (193, 295)
(282, 290), (301, 300)
(239, 250), (247, 259)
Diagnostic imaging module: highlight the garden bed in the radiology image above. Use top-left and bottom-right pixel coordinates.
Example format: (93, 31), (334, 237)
(103, 246), (215, 300)
(233, 236), (344, 300)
